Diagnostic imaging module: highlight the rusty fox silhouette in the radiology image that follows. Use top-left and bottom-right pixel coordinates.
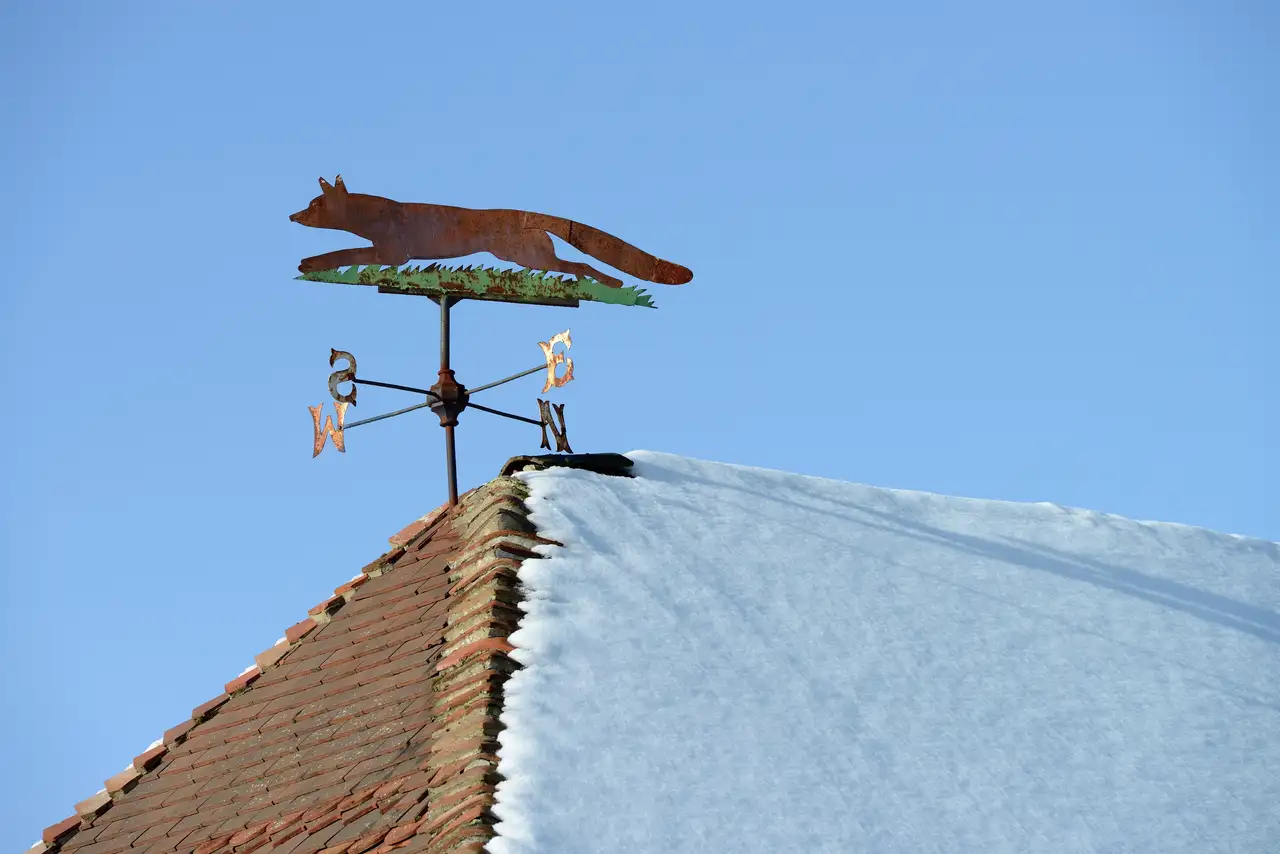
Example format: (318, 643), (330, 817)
(289, 175), (692, 288)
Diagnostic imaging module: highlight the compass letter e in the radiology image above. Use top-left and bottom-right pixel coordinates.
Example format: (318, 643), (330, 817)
(538, 330), (574, 394)
(309, 401), (349, 457)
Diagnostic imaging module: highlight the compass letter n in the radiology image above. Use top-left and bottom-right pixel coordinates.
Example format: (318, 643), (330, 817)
(537, 399), (572, 453)
(309, 401), (349, 457)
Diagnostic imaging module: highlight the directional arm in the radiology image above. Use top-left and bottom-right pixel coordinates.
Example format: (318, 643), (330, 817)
(354, 378), (440, 399)
(467, 365), (544, 395)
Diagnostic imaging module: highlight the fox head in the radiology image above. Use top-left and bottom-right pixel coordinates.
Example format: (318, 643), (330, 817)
(289, 175), (350, 229)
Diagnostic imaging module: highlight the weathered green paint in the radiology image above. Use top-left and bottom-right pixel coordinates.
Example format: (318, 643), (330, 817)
(296, 264), (656, 309)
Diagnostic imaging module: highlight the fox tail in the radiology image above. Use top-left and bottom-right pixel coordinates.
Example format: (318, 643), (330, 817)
(531, 214), (692, 285)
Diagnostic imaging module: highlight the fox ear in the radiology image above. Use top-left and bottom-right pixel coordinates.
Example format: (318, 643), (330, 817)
(319, 176), (334, 194)
(334, 174), (347, 193)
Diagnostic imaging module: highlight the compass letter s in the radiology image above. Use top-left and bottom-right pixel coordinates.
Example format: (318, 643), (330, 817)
(309, 401), (349, 457)
(329, 349), (358, 405)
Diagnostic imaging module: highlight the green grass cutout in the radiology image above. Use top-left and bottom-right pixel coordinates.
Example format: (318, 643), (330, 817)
(296, 263), (656, 309)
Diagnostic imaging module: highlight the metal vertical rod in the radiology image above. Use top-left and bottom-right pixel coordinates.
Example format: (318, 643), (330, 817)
(439, 296), (459, 506)
(444, 424), (458, 506)
(440, 295), (451, 370)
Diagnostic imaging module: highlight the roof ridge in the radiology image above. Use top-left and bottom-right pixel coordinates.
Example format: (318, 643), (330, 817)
(30, 497), (463, 854)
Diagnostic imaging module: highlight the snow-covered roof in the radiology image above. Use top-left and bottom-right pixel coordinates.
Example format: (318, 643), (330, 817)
(493, 451), (1279, 853)
(34, 452), (1279, 854)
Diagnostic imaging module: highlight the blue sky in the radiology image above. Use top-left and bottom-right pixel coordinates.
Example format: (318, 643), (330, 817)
(1, 1), (1275, 848)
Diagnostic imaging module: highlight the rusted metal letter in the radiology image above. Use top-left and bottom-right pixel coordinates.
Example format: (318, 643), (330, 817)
(537, 399), (572, 453)
(328, 349), (357, 405)
(538, 330), (574, 394)
(309, 401), (349, 457)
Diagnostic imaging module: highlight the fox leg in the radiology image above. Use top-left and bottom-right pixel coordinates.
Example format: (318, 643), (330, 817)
(492, 231), (624, 287)
(298, 246), (410, 273)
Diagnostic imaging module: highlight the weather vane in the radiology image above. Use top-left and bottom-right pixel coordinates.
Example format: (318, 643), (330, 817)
(290, 175), (692, 506)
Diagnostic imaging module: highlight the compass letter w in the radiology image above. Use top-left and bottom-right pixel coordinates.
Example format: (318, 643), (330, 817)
(309, 401), (349, 457)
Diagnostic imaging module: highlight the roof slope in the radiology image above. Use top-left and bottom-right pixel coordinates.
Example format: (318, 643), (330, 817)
(492, 451), (1280, 854)
(35, 475), (556, 854)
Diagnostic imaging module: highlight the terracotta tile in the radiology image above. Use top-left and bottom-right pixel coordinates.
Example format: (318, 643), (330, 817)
(193, 833), (236, 854)
(342, 830), (387, 854)
(423, 733), (493, 767)
(434, 638), (516, 673)
(89, 790), (163, 827)
(429, 777), (496, 817)
(104, 766), (140, 794)
(359, 553), (391, 575)
(262, 829), (313, 854)
(420, 800), (485, 840)
(446, 843), (491, 854)
(254, 709), (296, 735)
(59, 835), (135, 854)
(361, 561), (432, 593)
(163, 719), (197, 746)
(192, 693), (231, 721)
(42, 816), (81, 845)
(243, 675), (315, 709)
(160, 811), (216, 842)
(374, 789), (428, 828)
(200, 699), (273, 733)
(326, 812), (385, 847)
(285, 824), (343, 854)
(300, 806), (344, 835)
(266, 810), (308, 836)
(224, 667), (262, 694)
(268, 823), (307, 851)
(315, 843), (354, 854)
(133, 744), (169, 771)
(278, 635), (354, 670)
(157, 748), (207, 779)
(333, 615), (423, 651)
(238, 831), (278, 854)
(74, 790), (113, 819)
(376, 596), (435, 624)
(447, 562), (519, 606)
(211, 718), (265, 746)
(421, 821), (492, 854)
(295, 731), (385, 773)
(227, 820), (272, 847)
(332, 576), (369, 597)
(123, 797), (205, 832)
(158, 776), (210, 807)
(308, 595), (345, 617)
(344, 752), (407, 790)
(389, 517), (432, 548)
(296, 795), (342, 826)
(339, 800), (381, 830)
(359, 570), (423, 597)
(379, 821), (421, 848)
(255, 641), (291, 671)
(285, 618), (319, 644)
(264, 767), (344, 810)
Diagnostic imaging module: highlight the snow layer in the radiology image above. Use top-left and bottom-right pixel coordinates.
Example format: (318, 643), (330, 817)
(490, 452), (1280, 854)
